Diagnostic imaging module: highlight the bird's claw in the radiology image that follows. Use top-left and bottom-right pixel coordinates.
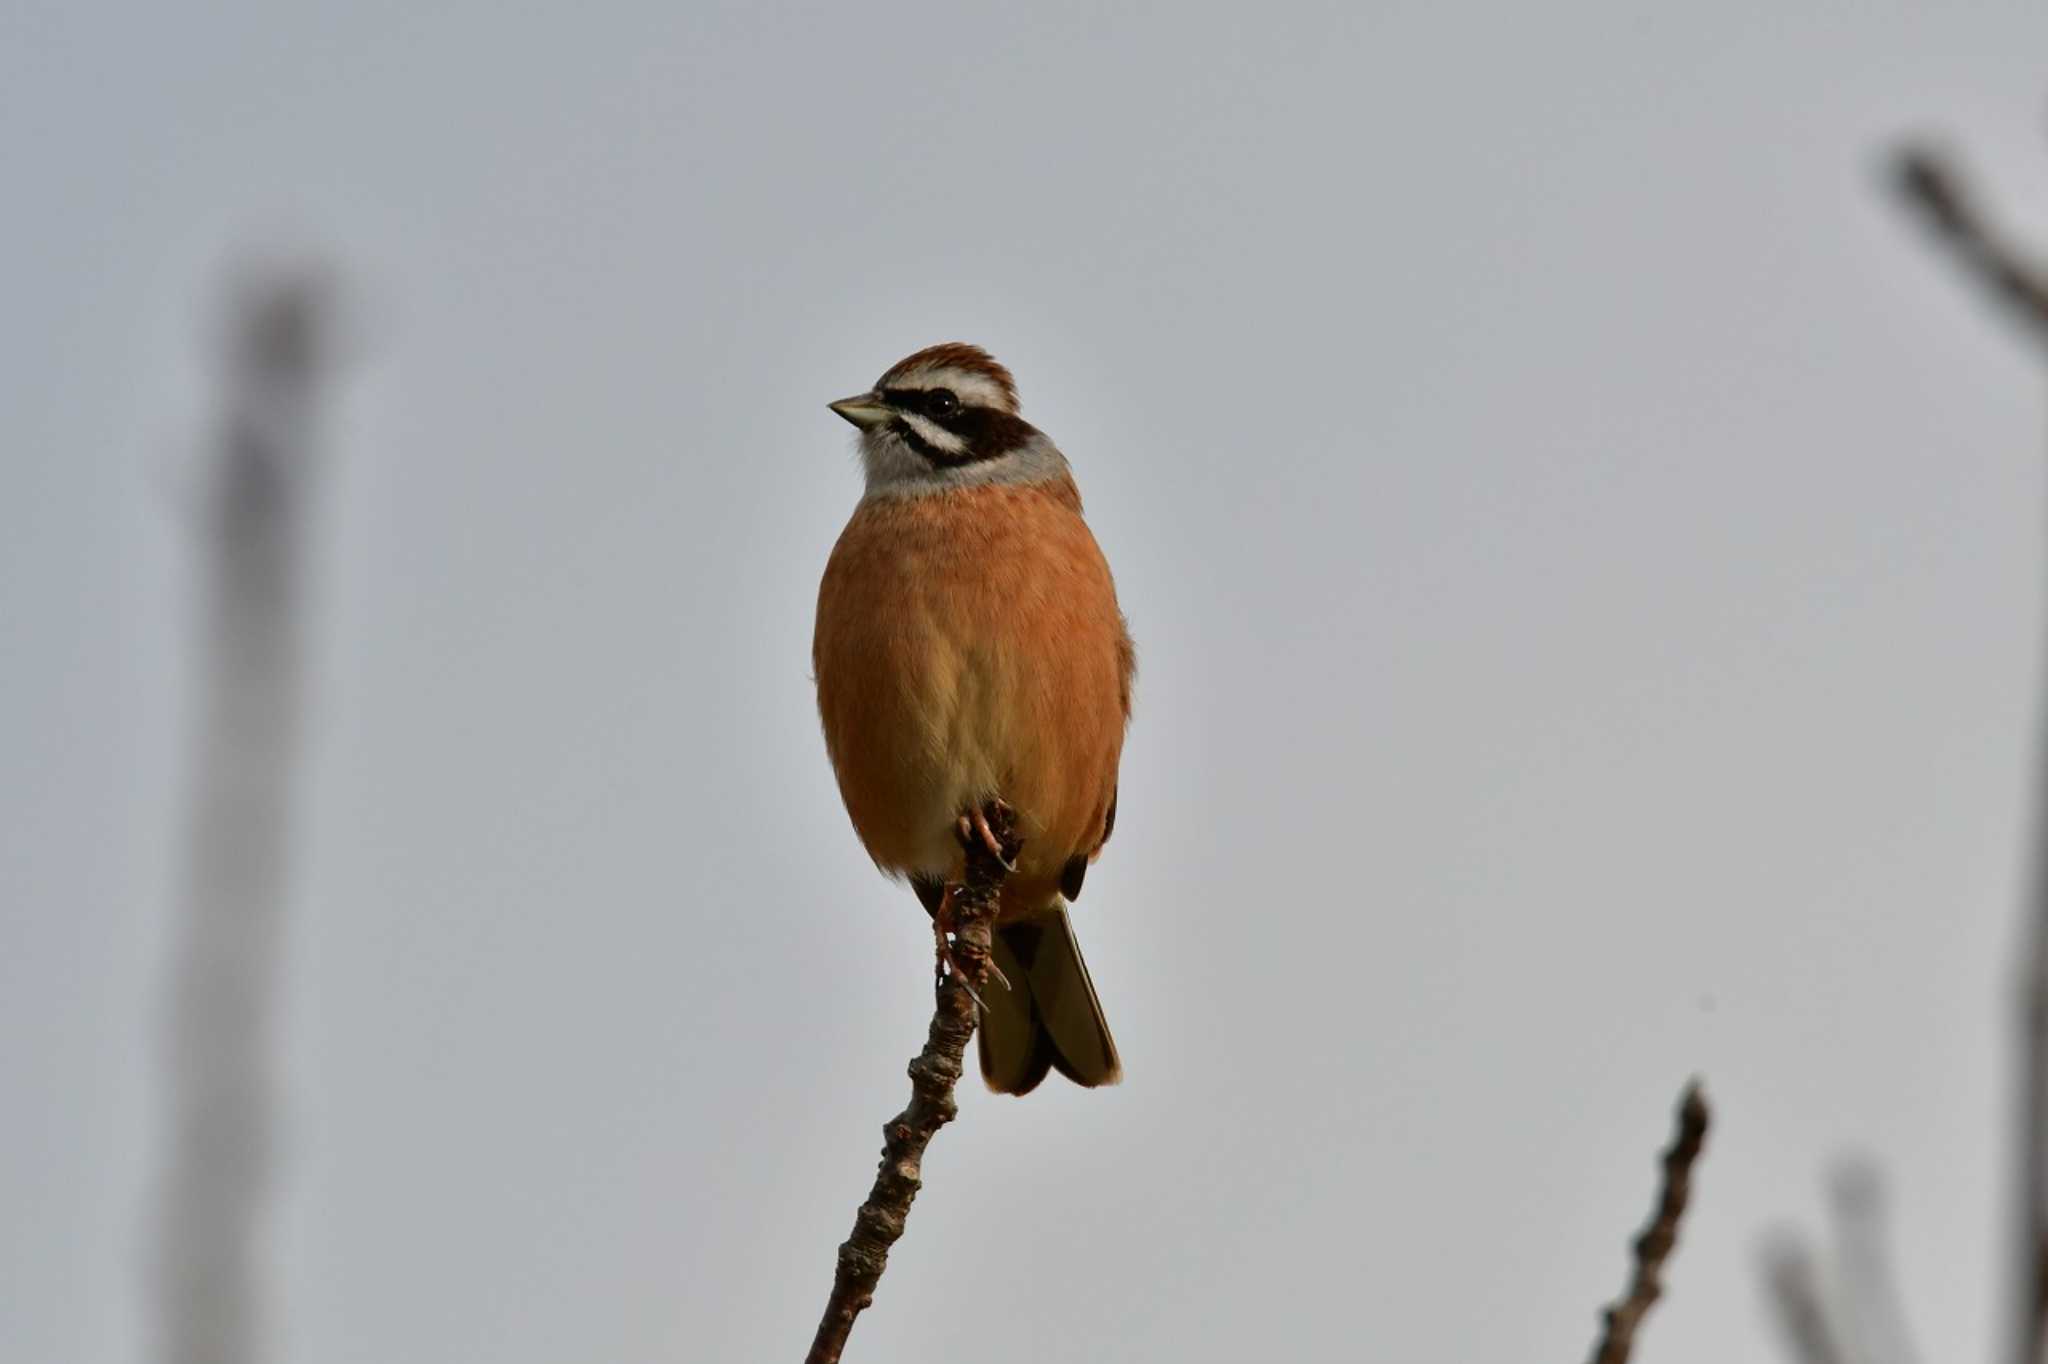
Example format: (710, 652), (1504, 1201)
(956, 800), (1020, 872)
(931, 884), (1010, 1003)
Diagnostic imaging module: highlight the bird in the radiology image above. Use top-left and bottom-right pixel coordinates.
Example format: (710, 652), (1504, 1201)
(813, 342), (1134, 1095)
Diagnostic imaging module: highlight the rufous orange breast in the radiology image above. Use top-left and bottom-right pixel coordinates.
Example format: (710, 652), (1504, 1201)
(814, 474), (1130, 907)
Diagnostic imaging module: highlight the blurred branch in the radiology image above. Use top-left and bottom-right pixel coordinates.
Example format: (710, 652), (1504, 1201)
(1891, 145), (2048, 347)
(2025, 579), (2048, 1364)
(2025, 892), (2048, 1364)
(1760, 1167), (1918, 1364)
(153, 262), (338, 1364)
(1587, 1081), (1711, 1364)
(804, 802), (1018, 1364)
(1831, 1165), (1920, 1364)
(1893, 136), (2048, 1364)
(1763, 1238), (1850, 1364)
(1891, 134), (2048, 1364)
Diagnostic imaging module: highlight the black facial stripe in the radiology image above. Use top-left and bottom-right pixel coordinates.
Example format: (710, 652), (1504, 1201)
(881, 389), (1041, 470)
(889, 417), (951, 465)
(889, 414), (1012, 470)
(891, 411), (1040, 470)
(950, 408), (1036, 455)
(880, 387), (950, 418)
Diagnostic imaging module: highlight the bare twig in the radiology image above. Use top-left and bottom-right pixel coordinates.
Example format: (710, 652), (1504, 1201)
(2022, 667), (2048, 1364)
(1587, 1081), (1711, 1364)
(1891, 145), (2048, 346)
(1891, 136), (2048, 1364)
(2023, 903), (2048, 1364)
(1762, 1237), (1850, 1364)
(1829, 1164), (1919, 1364)
(805, 802), (1018, 1364)
(153, 264), (337, 1364)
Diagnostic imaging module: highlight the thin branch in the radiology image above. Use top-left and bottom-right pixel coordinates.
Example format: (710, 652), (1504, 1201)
(153, 263), (337, 1364)
(1829, 1164), (1919, 1364)
(805, 802), (1018, 1364)
(2022, 903), (2048, 1364)
(1587, 1081), (1712, 1364)
(1891, 145), (2048, 347)
(1888, 134), (2048, 1364)
(2023, 602), (2048, 1364)
(1762, 1237), (1850, 1364)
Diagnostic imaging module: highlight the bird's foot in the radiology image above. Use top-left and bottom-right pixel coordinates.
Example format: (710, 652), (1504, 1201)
(932, 884), (1009, 1001)
(956, 798), (1020, 872)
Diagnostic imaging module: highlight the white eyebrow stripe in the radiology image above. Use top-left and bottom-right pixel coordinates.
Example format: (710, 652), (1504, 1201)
(897, 411), (967, 452)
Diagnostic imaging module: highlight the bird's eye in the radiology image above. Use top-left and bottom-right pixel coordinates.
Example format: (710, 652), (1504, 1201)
(925, 389), (959, 417)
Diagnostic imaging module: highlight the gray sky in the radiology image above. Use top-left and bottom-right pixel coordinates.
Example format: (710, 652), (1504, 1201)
(7, 2), (2048, 1360)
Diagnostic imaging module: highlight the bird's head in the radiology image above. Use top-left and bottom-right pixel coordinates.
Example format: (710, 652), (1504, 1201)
(830, 342), (1068, 497)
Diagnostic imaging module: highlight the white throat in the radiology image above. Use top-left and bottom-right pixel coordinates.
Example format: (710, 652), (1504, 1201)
(857, 426), (1072, 500)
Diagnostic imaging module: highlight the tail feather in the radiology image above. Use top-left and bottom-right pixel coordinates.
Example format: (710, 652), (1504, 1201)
(979, 929), (1053, 1095)
(978, 904), (1122, 1095)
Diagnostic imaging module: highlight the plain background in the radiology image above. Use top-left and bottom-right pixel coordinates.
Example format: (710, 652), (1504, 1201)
(7, 3), (2048, 1360)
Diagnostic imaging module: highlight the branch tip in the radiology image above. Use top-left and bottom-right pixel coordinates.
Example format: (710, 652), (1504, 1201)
(1587, 1081), (1713, 1364)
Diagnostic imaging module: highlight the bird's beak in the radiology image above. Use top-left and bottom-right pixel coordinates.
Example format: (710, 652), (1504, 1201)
(828, 393), (894, 430)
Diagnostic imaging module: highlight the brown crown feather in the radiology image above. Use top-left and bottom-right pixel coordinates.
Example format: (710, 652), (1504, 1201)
(878, 342), (1019, 411)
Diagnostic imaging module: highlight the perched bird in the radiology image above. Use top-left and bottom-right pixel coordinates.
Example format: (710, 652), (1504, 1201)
(813, 343), (1134, 1095)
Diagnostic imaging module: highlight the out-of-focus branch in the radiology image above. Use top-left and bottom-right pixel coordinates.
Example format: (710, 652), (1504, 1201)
(804, 802), (1018, 1364)
(2024, 901), (2048, 1364)
(1891, 136), (2048, 1364)
(2023, 647), (2048, 1364)
(153, 264), (337, 1364)
(1587, 1081), (1711, 1364)
(1760, 1167), (1917, 1364)
(1762, 1238), (1850, 1364)
(1830, 1165), (1919, 1364)
(1891, 145), (2048, 347)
